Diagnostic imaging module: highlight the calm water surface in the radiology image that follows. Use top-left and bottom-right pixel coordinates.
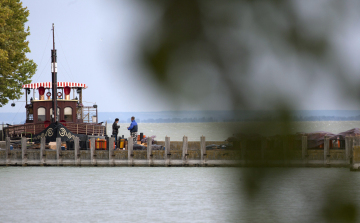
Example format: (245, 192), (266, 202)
(112, 121), (360, 141)
(1, 121), (360, 141)
(0, 167), (359, 223)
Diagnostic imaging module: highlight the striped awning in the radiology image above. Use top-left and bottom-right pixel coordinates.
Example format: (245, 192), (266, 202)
(22, 82), (87, 89)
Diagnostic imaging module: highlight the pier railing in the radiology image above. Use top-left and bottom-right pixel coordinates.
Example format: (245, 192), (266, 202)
(1, 135), (360, 168)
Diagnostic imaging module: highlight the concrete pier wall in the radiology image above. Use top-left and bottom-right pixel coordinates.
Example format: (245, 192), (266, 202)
(0, 136), (358, 167)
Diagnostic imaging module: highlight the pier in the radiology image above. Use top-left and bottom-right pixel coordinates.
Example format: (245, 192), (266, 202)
(2, 135), (360, 169)
(0, 136), (238, 167)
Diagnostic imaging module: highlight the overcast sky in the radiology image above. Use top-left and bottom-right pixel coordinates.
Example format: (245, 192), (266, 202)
(1, 0), (173, 113)
(1, 0), (360, 113)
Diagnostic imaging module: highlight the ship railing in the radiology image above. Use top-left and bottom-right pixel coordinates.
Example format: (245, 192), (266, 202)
(4, 123), (45, 138)
(4, 122), (106, 138)
(65, 123), (105, 136)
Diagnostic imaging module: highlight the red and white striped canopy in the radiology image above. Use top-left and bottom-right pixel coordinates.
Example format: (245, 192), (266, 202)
(22, 82), (87, 89)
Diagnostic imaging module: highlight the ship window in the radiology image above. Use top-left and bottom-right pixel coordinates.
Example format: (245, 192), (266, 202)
(27, 108), (33, 121)
(64, 107), (73, 122)
(38, 107), (46, 122)
(50, 107), (60, 121)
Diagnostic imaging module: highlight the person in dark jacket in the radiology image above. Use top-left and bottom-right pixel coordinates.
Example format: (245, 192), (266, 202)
(127, 116), (138, 144)
(112, 118), (120, 147)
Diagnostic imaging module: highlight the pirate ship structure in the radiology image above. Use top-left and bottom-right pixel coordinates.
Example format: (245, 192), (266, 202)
(4, 24), (105, 143)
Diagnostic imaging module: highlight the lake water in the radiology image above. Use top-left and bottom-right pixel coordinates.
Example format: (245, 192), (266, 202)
(2, 121), (360, 222)
(0, 167), (359, 223)
(1, 121), (360, 141)
(110, 121), (360, 141)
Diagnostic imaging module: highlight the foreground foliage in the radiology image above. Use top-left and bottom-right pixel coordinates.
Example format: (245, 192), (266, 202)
(0, 0), (36, 107)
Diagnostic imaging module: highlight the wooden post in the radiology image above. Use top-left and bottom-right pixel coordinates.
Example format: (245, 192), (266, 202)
(165, 136), (171, 167)
(74, 137), (80, 166)
(352, 136), (360, 167)
(182, 136), (189, 166)
(128, 137), (133, 166)
(90, 137), (96, 165)
(109, 137), (115, 166)
(40, 136), (46, 165)
(302, 136), (308, 164)
(56, 137), (62, 166)
(353, 136), (357, 166)
(350, 136), (355, 164)
(324, 136), (330, 165)
(21, 137), (27, 166)
(147, 137), (153, 166)
(200, 136), (206, 166)
(354, 136), (358, 147)
(77, 124), (78, 134)
(345, 136), (352, 163)
(345, 136), (349, 163)
(5, 137), (10, 166)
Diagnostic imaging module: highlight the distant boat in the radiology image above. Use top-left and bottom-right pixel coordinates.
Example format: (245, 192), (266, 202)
(4, 24), (105, 143)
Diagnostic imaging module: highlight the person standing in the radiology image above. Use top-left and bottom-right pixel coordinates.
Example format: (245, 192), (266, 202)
(127, 116), (138, 144)
(112, 118), (120, 148)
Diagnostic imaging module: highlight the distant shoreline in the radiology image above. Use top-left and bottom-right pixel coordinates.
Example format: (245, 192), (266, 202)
(2, 110), (360, 124)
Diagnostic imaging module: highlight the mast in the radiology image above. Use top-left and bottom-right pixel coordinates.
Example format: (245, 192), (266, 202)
(51, 23), (57, 123)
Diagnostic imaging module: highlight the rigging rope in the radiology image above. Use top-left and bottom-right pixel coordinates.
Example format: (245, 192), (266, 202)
(55, 30), (76, 83)
(33, 30), (52, 83)
(58, 63), (74, 82)
(11, 101), (24, 124)
(33, 57), (51, 83)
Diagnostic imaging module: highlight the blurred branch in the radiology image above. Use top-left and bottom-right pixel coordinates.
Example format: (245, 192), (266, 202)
(136, 0), (359, 222)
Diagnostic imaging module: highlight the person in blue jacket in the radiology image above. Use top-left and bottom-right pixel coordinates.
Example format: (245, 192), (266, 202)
(127, 116), (138, 144)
